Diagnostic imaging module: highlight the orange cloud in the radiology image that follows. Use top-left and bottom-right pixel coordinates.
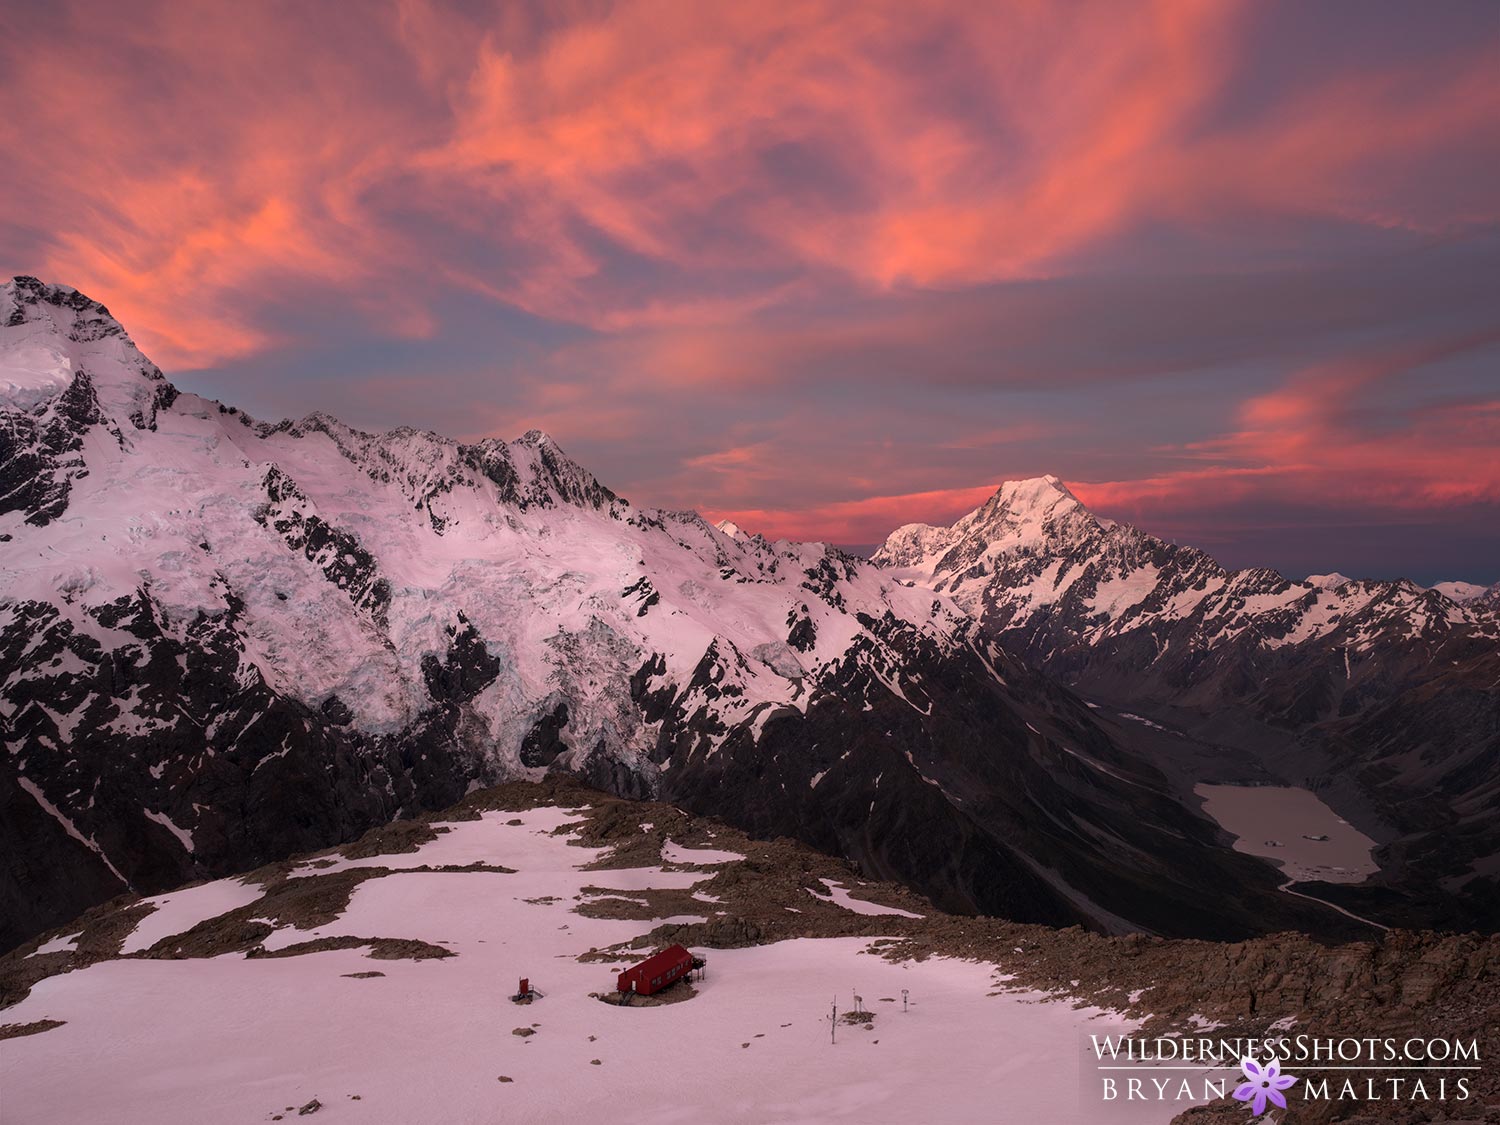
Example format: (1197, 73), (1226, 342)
(1070, 336), (1500, 520)
(418, 0), (1250, 316)
(1167, 50), (1500, 233)
(4, 0), (1496, 372)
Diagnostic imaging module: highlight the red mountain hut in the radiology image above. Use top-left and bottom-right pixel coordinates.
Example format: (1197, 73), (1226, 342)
(616, 945), (701, 997)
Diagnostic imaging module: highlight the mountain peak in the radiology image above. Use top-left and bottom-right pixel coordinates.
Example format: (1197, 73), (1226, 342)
(1431, 579), (1494, 605)
(3, 276), (126, 338)
(1, 275), (166, 433)
(1308, 572), (1353, 590)
(871, 475), (1092, 573)
(990, 474), (1082, 512)
(958, 474), (1091, 542)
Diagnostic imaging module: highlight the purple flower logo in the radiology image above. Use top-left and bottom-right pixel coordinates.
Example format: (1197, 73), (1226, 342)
(1233, 1056), (1297, 1116)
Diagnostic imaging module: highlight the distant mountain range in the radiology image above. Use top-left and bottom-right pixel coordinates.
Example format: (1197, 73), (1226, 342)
(876, 475), (1500, 932)
(2, 276), (1494, 953)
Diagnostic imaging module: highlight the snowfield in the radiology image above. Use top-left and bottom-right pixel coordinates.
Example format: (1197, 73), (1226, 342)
(660, 838), (746, 866)
(808, 879), (926, 919)
(2, 801), (1200, 1124)
(119, 879), (268, 955)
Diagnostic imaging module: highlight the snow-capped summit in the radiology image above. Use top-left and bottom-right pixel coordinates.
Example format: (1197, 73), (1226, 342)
(874, 475), (1093, 576)
(1432, 579), (1494, 605)
(992, 472), (1082, 513)
(1, 277), (185, 530)
(1, 275), (165, 414)
(957, 473), (1087, 538)
(1308, 572), (1353, 590)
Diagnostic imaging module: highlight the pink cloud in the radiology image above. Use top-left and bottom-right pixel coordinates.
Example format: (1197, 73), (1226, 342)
(5, 0), (1495, 369)
(1071, 336), (1500, 521)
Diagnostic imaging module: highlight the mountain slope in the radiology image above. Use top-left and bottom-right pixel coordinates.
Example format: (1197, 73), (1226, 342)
(875, 476), (1500, 929)
(2, 277), (1362, 951)
(11, 780), (1497, 1124)
(3, 781), (1175, 1125)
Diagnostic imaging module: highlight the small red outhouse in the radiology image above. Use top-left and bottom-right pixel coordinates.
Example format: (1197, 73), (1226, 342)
(617, 945), (694, 996)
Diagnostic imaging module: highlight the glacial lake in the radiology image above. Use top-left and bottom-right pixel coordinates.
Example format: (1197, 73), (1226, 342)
(1194, 784), (1378, 885)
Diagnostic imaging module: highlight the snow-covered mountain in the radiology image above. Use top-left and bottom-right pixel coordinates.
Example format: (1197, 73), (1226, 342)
(875, 475), (1497, 677)
(4, 277), (1362, 953)
(1433, 579), (1500, 610)
(875, 476), (1500, 931)
(1434, 580), (1489, 604)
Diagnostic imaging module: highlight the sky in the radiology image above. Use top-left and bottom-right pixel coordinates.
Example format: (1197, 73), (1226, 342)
(2, 0), (1497, 583)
